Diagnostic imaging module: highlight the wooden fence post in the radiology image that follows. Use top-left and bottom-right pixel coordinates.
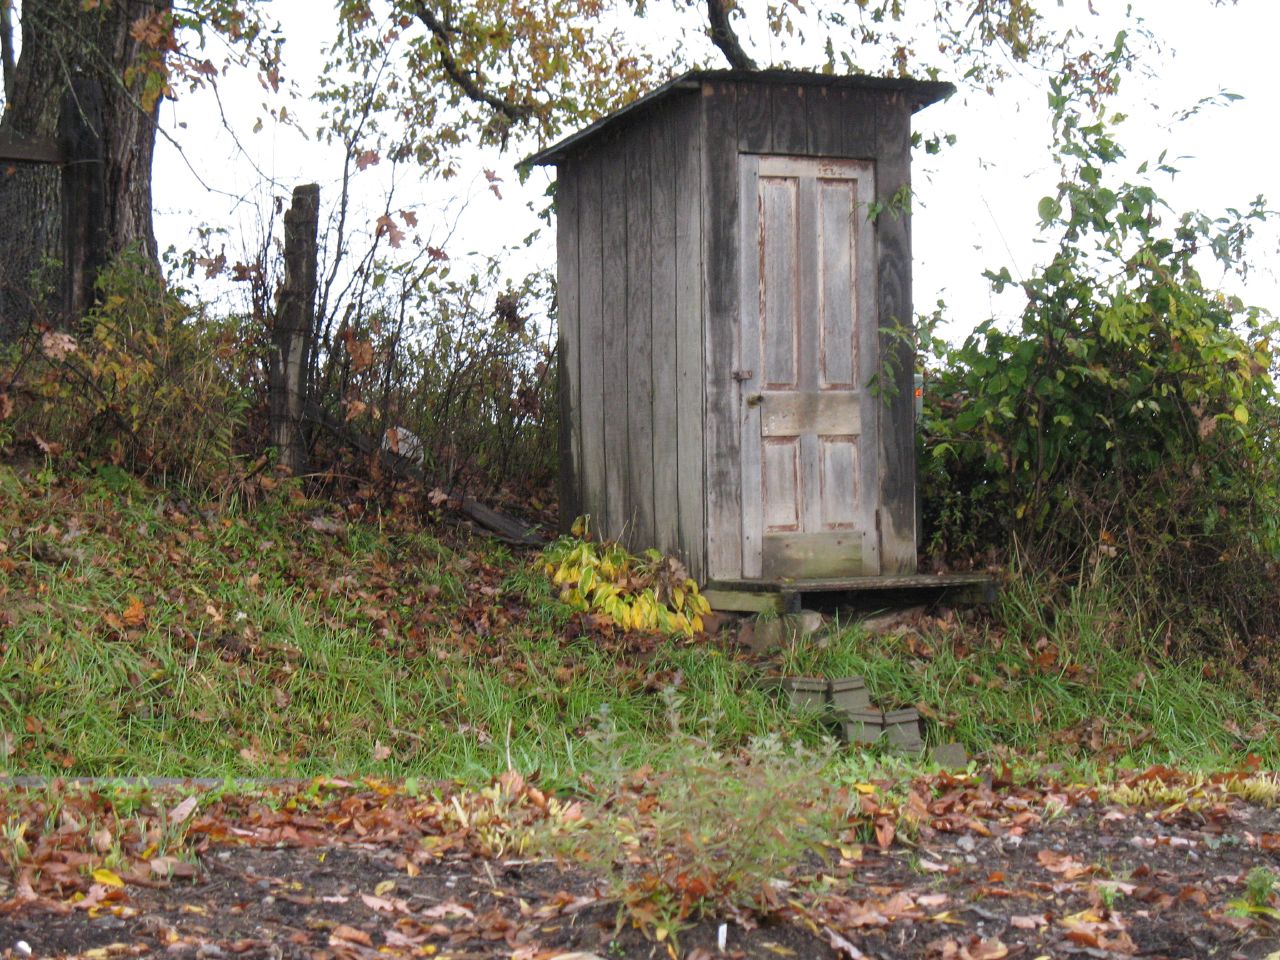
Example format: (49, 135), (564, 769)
(270, 183), (320, 476)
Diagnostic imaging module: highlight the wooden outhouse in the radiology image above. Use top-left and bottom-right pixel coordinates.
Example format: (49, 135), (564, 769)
(527, 70), (955, 608)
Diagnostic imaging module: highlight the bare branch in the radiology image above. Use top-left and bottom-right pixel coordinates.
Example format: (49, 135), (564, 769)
(706, 0), (757, 71)
(410, 1), (535, 126)
(1, 0), (16, 105)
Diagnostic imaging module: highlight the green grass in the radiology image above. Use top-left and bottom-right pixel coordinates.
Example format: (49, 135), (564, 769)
(0, 465), (819, 786)
(1, 462), (1277, 788)
(781, 577), (1280, 773)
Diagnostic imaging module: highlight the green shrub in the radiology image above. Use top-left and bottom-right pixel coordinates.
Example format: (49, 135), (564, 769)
(1, 249), (249, 490)
(919, 40), (1280, 654)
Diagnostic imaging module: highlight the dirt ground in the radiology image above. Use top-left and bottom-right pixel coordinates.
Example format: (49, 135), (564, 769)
(2, 773), (1279, 960)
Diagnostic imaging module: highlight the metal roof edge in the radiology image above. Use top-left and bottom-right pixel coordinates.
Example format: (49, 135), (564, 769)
(522, 69), (955, 167)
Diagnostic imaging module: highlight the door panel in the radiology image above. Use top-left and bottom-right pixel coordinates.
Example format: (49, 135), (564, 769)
(760, 178), (800, 389)
(762, 439), (800, 532)
(819, 179), (857, 388)
(819, 437), (860, 530)
(739, 155), (880, 579)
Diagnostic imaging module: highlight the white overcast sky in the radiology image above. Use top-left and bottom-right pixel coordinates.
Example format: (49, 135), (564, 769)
(152, 0), (1280, 341)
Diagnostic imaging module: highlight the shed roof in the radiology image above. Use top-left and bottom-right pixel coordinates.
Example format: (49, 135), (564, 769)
(524, 69), (954, 167)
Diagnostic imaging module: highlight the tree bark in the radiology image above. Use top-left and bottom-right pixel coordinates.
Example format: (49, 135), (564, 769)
(0, 0), (166, 335)
(271, 184), (321, 476)
(0, 0), (16, 104)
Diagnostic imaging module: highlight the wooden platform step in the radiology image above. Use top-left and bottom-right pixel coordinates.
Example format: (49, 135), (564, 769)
(704, 572), (997, 614)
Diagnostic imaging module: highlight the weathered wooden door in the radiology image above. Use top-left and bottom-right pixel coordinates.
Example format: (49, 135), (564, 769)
(738, 155), (880, 579)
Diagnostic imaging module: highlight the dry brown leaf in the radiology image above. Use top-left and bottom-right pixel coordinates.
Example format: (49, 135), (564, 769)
(965, 938), (1009, 960)
(330, 924), (373, 947)
(1009, 914), (1047, 929)
(168, 795), (199, 825)
(121, 596), (146, 628)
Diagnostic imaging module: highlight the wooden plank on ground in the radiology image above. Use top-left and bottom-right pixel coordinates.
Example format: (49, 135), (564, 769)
(711, 572), (995, 592)
(703, 588), (786, 615)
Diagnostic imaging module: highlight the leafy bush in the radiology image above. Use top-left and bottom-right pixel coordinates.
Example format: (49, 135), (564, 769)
(1, 250), (249, 490)
(542, 519), (712, 635)
(919, 40), (1280, 652)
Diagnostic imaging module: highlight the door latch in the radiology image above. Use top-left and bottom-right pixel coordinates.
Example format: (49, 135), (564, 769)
(732, 369), (753, 382)
(746, 393), (764, 408)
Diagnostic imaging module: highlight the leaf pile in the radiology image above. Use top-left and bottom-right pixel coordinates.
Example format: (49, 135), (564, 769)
(2, 764), (1279, 958)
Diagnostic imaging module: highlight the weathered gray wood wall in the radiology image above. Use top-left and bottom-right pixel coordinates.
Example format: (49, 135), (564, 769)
(556, 92), (707, 575)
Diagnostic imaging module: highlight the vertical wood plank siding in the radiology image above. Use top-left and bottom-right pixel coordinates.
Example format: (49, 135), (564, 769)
(556, 166), (581, 529)
(601, 134), (630, 540)
(768, 84), (809, 154)
(561, 98), (706, 574)
(673, 97), (706, 579)
(873, 93), (918, 573)
(702, 84), (743, 579)
(651, 107), (681, 558)
(625, 127), (656, 550)
(576, 151), (607, 532)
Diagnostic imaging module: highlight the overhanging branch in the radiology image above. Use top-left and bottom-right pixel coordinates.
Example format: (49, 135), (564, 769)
(706, 0), (757, 71)
(410, 1), (535, 127)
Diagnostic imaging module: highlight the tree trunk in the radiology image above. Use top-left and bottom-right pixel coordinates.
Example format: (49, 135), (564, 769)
(271, 184), (321, 476)
(0, 0), (165, 335)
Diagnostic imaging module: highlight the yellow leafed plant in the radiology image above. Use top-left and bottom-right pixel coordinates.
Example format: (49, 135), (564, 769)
(541, 517), (711, 636)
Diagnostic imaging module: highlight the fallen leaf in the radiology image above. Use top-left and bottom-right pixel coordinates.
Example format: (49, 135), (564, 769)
(330, 924), (373, 947)
(360, 892), (405, 913)
(1009, 914), (1047, 929)
(168, 795), (199, 825)
(1037, 848), (1091, 879)
(91, 868), (125, 888)
(967, 938), (1009, 960)
(149, 856), (197, 879)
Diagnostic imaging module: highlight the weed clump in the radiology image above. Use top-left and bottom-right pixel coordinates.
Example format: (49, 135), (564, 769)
(542, 519), (711, 636)
(543, 700), (842, 941)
